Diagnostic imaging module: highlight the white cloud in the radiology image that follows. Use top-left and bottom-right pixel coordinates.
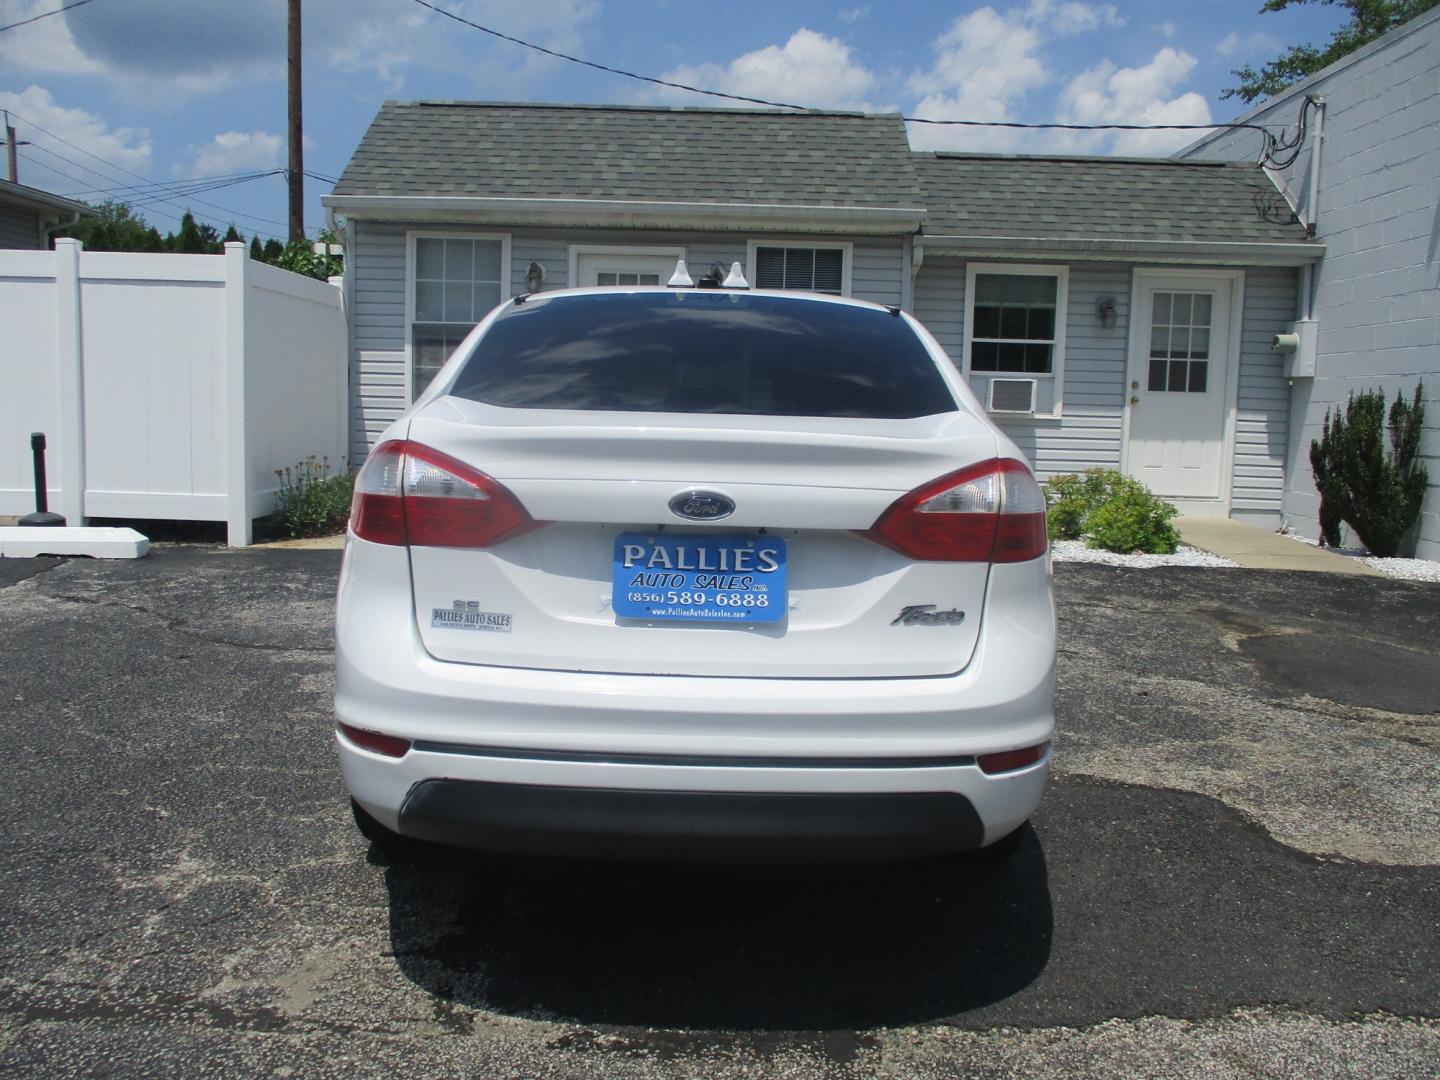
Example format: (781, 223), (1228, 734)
(908, 4), (1211, 156)
(1156, 20), (1178, 38)
(1217, 30), (1281, 58)
(658, 29), (881, 112)
(0, 0), (281, 101)
(0, 1), (104, 76)
(0, 86), (151, 197)
(187, 131), (283, 178)
(906, 6), (1051, 151)
(1028, 0), (1125, 36)
(837, 6), (870, 24)
(322, 0), (601, 94)
(0, 0), (600, 101)
(1055, 48), (1215, 155)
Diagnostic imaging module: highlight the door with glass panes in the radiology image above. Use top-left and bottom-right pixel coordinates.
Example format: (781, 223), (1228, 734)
(575, 250), (681, 288)
(1125, 272), (1237, 503)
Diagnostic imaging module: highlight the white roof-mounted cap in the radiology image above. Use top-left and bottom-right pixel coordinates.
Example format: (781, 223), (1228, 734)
(722, 261), (749, 289)
(667, 258), (694, 287)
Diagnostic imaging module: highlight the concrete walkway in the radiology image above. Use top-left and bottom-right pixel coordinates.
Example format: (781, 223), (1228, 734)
(1177, 518), (1383, 575)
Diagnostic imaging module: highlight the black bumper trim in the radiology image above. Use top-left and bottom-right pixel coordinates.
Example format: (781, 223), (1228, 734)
(398, 779), (985, 863)
(408, 741), (978, 771)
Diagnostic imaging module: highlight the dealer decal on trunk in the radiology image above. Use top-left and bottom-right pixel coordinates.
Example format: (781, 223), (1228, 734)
(432, 600), (513, 633)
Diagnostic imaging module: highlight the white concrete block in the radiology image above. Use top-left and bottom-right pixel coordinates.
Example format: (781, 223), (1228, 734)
(0, 526), (150, 559)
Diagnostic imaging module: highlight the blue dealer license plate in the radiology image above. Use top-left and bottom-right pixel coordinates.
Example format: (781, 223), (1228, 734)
(612, 533), (786, 623)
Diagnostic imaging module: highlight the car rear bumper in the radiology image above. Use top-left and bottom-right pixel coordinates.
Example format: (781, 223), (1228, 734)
(397, 778), (987, 862)
(341, 736), (1049, 858)
(335, 533), (1055, 857)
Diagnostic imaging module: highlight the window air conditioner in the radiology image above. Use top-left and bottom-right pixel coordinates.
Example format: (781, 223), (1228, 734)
(987, 377), (1037, 414)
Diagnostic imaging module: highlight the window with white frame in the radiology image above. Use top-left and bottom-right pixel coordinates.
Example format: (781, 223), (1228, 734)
(410, 235), (506, 395)
(749, 242), (849, 294)
(963, 264), (1068, 416)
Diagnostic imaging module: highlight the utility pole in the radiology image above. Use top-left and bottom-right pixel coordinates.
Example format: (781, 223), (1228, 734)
(5, 110), (20, 184)
(287, 0), (304, 242)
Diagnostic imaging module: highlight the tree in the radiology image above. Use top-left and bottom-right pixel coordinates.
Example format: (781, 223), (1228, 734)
(1309, 384), (1429, 556)
(172, 211), (211, 254)
(1224, 0), (1440, 103)
(61, 200), (165, 252)
(54, 201), (340, 281)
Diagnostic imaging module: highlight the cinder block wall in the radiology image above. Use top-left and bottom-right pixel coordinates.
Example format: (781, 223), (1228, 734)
(1179, 9), (1440, 558)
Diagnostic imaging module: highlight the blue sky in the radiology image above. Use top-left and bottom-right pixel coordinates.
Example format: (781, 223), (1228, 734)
(0, 0), (1348, 243)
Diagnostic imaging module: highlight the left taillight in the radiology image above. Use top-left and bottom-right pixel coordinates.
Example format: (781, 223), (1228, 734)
(337, 721), (411, 758)
(349, 438), (540, 548)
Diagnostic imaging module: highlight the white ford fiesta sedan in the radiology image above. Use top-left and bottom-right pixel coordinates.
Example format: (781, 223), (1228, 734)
(335, 277), (1055, 863)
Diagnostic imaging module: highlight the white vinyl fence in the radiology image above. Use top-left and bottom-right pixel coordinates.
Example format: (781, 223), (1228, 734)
(1, 240), (347, 545)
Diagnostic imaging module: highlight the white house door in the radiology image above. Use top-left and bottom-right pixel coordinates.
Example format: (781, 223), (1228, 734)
(1126, 273), (1237, 506)
(575, 251), (679, 287)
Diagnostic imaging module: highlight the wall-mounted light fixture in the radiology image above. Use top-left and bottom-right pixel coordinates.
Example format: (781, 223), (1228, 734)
(1096, 297), (1117, 328)
(524, 261), (546, 293)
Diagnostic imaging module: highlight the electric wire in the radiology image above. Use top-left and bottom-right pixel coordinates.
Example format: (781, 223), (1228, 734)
(7, 108), (297, 235)
(0, 0), (96, 35)
(19, 150), (288, 234)
(408, 0), (1306, 167)
(20, 154), (289, 241)
(20, 139), (291, 238)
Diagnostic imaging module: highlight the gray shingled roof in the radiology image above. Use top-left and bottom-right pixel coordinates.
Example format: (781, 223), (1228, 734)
(334, 101), (923, 208)
(914, 152), (1310, 244)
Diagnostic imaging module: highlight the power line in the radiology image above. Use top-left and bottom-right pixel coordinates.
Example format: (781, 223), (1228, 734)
(0, 0), (96, 35)
(408, 0), (1296, 160)
(21, 139), (291, 236)
(409, 0), (817, 111)
(7, 107), (296, 233)
(25, 141), (252, 198)
(19, 149), (290, 240)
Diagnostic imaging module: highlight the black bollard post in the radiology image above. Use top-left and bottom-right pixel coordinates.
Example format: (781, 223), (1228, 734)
(17, 432), (66, 527)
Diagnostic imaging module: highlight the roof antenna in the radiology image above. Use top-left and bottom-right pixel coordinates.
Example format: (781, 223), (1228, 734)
(667, 258), (694, 287)
(722, 261), (749, 289)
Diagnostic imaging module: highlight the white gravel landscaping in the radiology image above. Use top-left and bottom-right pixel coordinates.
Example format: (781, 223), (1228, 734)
(1284, 532), (1440, 582)
(1051, 540), (1239, 569)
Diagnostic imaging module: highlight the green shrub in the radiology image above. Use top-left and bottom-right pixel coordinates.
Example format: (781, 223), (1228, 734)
(275, 456), (354, 538)
(1085, 488), (1181, 555)
(1043, 468), (1180, 554)
(1309, 383), (1428, 557)
(1043, 468), (1146, 539)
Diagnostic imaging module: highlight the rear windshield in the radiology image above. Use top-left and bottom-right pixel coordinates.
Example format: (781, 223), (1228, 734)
(448, 291), (958, 419)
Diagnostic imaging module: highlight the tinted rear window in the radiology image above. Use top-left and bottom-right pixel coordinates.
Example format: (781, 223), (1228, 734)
(448, 291), (957, 419)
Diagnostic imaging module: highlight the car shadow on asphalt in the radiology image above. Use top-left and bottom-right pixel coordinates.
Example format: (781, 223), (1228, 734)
(378, 829), (1053, 1030)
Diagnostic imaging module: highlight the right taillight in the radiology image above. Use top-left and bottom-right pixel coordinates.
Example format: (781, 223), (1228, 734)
(861, 458), (1048, 563)
(349, 439), (541, 548)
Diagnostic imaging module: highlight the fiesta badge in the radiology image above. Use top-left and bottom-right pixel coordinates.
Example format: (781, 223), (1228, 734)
(669, 490), (736, 521)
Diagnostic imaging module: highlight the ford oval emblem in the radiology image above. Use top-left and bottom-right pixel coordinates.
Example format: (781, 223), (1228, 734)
(669, 490), (735, 521)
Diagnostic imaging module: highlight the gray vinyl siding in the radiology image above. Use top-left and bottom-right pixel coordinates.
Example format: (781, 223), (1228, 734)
(349, 221), (408, 456)
(914, 259), (1297, 516)
(1233, 269), (1296, 517)
(913, 260), (1127, 478)
(0, 203), (41, 249)
(347, 223), (905, 460)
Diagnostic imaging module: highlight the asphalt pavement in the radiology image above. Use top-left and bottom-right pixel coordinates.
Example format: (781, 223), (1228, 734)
(0, 546), (1436, 1078)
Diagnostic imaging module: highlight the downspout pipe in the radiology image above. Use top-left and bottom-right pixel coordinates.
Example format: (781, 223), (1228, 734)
(1305, 94), (1325, 240)
(42, 210), (81, 244)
